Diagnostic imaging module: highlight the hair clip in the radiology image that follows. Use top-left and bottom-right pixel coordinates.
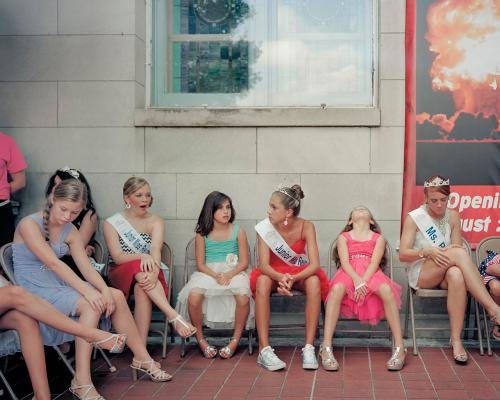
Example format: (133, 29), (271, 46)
(424, 177), (449, 188)
(59, 166), (80, 180)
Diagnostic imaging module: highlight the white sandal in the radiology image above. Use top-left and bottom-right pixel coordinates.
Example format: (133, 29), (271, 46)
(219, 338), (238, 359)
(69, 379), (105, 400)
(168, 314), (196, 337)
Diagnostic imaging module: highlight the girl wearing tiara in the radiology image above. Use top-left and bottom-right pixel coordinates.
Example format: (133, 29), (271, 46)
(400, 175), (500, 364)
(176, 191), (253, 359)
(251, 184), (329, 371)
(321, 206), (404, 371)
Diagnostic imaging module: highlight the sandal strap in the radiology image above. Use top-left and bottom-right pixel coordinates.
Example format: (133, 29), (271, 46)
(132, 358), (169, 380)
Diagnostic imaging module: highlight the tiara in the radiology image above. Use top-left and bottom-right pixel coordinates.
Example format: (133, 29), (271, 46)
(424, 177), (449, 187)
(276, 184), (300, 205)
(59, 166), (80, 180)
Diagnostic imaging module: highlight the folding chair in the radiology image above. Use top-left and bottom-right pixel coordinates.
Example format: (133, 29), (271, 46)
(475, 236), (500, 356)
(0, 330), (21, 400)
(0, 243), (116, 374)
(180, 237), (255, 357)
(253, 241), (326, 341)
(403, 239), (484, 355)
(328, 240), (395, 342)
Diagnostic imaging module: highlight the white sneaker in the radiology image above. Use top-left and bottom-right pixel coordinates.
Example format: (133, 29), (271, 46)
(302, 344), (318, 370)
(257, 346), (286, 371)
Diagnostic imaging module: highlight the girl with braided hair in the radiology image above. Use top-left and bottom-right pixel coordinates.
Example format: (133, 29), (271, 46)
(12, 179), (172, 400)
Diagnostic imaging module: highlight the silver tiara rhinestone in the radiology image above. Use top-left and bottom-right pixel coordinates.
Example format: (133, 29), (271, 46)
(424, 177), (449, 188)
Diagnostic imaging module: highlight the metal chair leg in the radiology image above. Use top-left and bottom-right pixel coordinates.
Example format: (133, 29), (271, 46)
(404, 286), (410, 339)
(483, 306), (493, 356)
(0, 369), (18, 400)
(409, 289), (418, 356)
(162, 320), (168, 358)
(474, 300), (484, 355)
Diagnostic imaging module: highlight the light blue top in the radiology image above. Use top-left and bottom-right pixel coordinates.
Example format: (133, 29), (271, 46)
(204, 224), (239, 263)
(12, 213), (109, 345)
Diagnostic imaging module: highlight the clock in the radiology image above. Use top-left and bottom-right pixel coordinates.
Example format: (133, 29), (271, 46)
(194, 0), (233, 25)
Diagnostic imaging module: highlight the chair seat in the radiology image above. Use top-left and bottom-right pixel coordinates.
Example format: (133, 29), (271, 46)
(0, 330), (20, 357)
(415, 289), (448, 297)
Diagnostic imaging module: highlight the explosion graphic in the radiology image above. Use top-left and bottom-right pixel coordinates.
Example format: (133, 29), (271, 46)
(416, 0), (500, 139)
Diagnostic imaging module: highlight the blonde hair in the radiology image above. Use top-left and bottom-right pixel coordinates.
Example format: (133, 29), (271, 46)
(43, 179), (87, 241)
(123, 176), (153, 206)
(273, 184), (305, 216)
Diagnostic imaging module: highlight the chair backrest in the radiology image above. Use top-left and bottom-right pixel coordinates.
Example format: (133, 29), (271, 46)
(328, 238), (394, 279)
(475, 236), (500, 263)
(161, 242), (174, 302)
(92, 239), (106, 264)
(0, 243), (16, 284)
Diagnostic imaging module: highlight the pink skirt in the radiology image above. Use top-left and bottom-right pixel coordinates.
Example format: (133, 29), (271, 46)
(327, 266), (401, 325)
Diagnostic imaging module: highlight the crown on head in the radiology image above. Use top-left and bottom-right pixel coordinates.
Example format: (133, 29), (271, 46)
(276, 183), (299, 204)
(59, 166), (80, 180)
(424, 177), (449, 188)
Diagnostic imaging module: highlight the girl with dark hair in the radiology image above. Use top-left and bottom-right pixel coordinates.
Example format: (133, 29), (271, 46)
(104, 177), (196, 344)
(176, 191), (252, 359)
(13, 179), (172, 400)
(46, 167), (100, 277)
(400, 175), (500, 364)
(321, 206), (404, 372)
(251, 184), (329, 371)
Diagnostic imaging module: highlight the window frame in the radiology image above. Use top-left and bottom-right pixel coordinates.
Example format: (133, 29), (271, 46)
(142, 0), (381, 127)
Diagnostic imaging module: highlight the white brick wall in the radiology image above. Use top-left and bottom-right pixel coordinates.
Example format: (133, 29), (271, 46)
(0, 0), (410, 310)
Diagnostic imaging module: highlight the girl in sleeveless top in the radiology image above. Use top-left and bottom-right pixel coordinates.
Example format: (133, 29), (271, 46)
(400, 175), (500, 364)
(176, 191), (252, 359)
(320, 206), (404, 372)
(250, 185), (329, 371)
(13, 179), (172, 400)
(104, 177), (196, 344)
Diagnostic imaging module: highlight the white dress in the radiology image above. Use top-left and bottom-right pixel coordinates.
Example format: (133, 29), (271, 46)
(406, 206), (452, 289)
(175, 225), (255, 329)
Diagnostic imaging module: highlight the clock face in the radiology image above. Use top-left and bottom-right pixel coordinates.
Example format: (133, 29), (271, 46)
(302, 0), (342, 25)
(194, 0), (233, 24)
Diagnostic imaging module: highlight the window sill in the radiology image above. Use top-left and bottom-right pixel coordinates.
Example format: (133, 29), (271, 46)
(135, 107), (380, 127)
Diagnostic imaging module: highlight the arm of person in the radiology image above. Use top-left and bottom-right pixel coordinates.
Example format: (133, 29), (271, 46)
(78, 210), (98, 248)
(226, 228), (250, 278)
(289, 220), (320, 282)
(103, 220), (144, 265)
(195, 233), (219, 279)
(9, 170), (26, 194)
(448, 210), (463, 247)
(361, 235), (386, 282)
(18, 218), (97, 297)
(256, 235), (285, 282)
(147, 215), (164, 273)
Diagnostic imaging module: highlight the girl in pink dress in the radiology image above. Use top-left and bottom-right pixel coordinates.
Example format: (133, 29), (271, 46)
(320, 206), (405, 371)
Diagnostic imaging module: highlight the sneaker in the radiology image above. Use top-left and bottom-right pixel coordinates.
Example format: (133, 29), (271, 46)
(257, 346), (286, 371)
(302, 344), (318, 370)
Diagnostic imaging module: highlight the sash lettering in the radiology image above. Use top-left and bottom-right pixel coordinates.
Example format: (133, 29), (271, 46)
(409, 207), (447, 249)
(254, 218), (309, 267)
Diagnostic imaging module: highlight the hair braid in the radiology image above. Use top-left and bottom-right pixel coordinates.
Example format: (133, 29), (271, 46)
(42, 198), (52, 241)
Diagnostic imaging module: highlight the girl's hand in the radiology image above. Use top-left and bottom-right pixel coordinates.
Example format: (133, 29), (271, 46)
(101, 288), (116, 318)
(427, 248), (450, 269)
(216, 273), (231, 286)
(140, 254), (159, 272)
(85, 245), (95, 257)
(83, 287), (106, 313)
(277, 273), (294, 296)
(352, 276), (367, 302)
(138, 272), (158, 292)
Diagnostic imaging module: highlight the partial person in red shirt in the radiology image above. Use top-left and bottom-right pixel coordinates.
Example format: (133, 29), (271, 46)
(0, 131), (27, 247)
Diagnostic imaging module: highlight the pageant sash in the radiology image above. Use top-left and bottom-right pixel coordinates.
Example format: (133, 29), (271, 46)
(106, 213), (169, 280)
(254, 218), (309, 267)
(408, 207), (447, 248)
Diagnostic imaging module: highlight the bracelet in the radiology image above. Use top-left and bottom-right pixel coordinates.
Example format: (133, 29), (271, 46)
(355, 282), (366, 291)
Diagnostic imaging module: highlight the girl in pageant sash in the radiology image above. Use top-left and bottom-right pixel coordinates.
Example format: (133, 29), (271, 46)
(175, 191), (253, 359)
(12, 179), (171, 400)
(250, 184), (329, 371)
(104, 177), (196, 343)
(400, 175), (500, 364)
(45, 167), (103, 277)
(321, 206), (404, 372)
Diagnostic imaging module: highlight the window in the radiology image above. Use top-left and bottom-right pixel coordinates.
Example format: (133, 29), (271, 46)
(151, 0), (377, 108)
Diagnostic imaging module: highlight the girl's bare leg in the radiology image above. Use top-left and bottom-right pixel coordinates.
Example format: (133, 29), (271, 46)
(322, 284), (345, 348)
(376, 284), (404, 348)
(255, 275), (273, 351)
(0, 310), (50, 400)
(300, 276), (321, 345)
(228, 294), (250, 352)
(133, 284), (152, 344)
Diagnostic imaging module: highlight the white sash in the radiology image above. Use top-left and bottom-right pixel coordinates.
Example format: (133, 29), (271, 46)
(254, 218), (309, 267)
(408, 207), (447, 248)
(106, 213), (169, 280)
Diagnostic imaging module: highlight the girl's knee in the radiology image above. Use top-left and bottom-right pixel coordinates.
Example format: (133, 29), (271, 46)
(328, 283), (345, 300)
(188, 292), (204, 306)
(305, 275), (320, 288)
(489, 280), (500, 297)
(110, 287), (126, 303)
(8, 286), (31, 308)
(445, 266), (465, 284)
(135, 272), (147, 282)
(255, 275), (273, 295)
